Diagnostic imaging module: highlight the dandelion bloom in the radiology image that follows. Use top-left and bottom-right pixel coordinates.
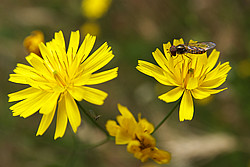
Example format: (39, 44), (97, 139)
(137, 39), (231, 121)
(9, 30), (118, 139)
(106, 104), (171, 164)
(23, 30), (44, 56)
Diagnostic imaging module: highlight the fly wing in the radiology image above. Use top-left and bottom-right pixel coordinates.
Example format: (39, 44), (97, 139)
(188, 42), (216, 51)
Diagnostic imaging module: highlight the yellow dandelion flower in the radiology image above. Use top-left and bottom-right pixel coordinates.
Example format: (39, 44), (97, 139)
(81, 0), (112, 20)
(106, 104), (171, 164)
(137, 39), (231, 121)
(9, 30), (118, 139)
(23, 30), (44, 56)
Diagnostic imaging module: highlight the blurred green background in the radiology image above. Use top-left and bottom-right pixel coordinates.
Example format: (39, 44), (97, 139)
(0, 0), (250, 166)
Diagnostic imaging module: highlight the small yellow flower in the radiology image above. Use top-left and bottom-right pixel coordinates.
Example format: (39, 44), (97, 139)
(81, 0), (112, 19)
(106, 104), (171, 164)
(137, 39), (231, 121)
(9, 30), (118, 139)
(23, 30), (44, 56)
(80, 22), (101, 36)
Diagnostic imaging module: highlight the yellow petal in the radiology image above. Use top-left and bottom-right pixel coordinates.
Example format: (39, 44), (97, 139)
(67, 30), (80, 64)
(150, 148), (171, 164)
(64, 92), (81, 133)
(36, 105), (56, 136)
(85, 67), (118, 85)
(68, 86), (108, 105)
(152, 49), (169, 72)
(197, 87), (227, 95)
(201, 77), (227, 89)
(206, 49), (220, 72)
(10, 91), (51, 118)
(72, 73), (91, 86)
(179, 90), (194, 121)
(173, 38), (184, 46)
(137, 115), (154, 134)
(76, 33), (96, 63)
(54, 30), (66, 50)
(25, 53), (52, 79)
(163, 42), (172, 60)
(115, 128), (134, 144)
(8, 87), (38, 102)
(39, 92), (60, 115)
(186, 77), (198, 90)
(39, 42), (57, 69)
(158, 87), (184, 103)
(8, 74), (28, 84)
(81, 42), (114, 74)
(136, 60), (164, 77)
(117, 103), (135, 119)
(105, 120), (120, 136)
(152, 70), (179, 86)
(127, 140), (141, 153)
(191, 88), (211, 99)
(54, 97), (68, 139)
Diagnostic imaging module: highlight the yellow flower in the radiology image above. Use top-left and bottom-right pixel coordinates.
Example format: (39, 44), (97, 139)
(127, 134), (171, 164)
(82, 0), (112, 19)
(9, 30), (118, 139)
(106, 104), (171, 164)
(137, 39), (231, 121)
(23, 30), (44, 56)
(80, 21), (101, 36)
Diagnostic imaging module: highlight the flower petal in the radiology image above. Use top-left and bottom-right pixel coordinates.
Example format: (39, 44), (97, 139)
(10, 91), (51, 118)
(150, 148), (171, 164)
(152, 49), (169, 72)
(64, 92), (81, 133)
(67, 30), (80, 64)
(25, 53), (53, 80)
(68, 86), (108, 105)
(179, 90), (194, 121)
(200, 76), (227, 89)
(39, 92), (60, 115)
(117, 103), (135, 119)
(85, 67), (118, 85)
(54, 96), (68, 139)
(8, 87), (38, 102)
(152, 71), (178, 86)
(173, 38), (184, 46)
(36, 105), (56, 136)
(206, 49), (220, 72)
(81, 42), (114, 74)
(136, 60), (164, 77)
(76, 33), (96, 63)
(158, 87), (184, 103)
(54, 31), (66, 50)
(163, 42), (172, 60)
(106, 120), (120, 136)
(191, 88), (211, 99)
(186, 77), (198, 90)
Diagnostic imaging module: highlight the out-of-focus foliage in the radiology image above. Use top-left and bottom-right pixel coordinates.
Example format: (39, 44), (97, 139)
(0, 0), (250, 166)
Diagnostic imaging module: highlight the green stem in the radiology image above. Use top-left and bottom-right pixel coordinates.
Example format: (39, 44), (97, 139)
(65, 130), (79, 167)
(152, 100), (180, 134)
(86, 136), (110, 150)
(76, 101), (110, 137)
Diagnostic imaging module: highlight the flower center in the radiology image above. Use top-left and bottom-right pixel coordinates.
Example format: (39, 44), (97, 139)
(53, 70), (67, 87)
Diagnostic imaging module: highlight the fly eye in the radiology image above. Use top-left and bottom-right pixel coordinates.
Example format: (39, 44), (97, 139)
(170, 46), (176, 56)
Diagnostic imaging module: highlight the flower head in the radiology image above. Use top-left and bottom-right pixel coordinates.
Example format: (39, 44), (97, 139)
(23, 30), (44, 56)
(106, 104), (171, 164)
(137, 39), (231, 121)
(9, 30), (118, 139)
